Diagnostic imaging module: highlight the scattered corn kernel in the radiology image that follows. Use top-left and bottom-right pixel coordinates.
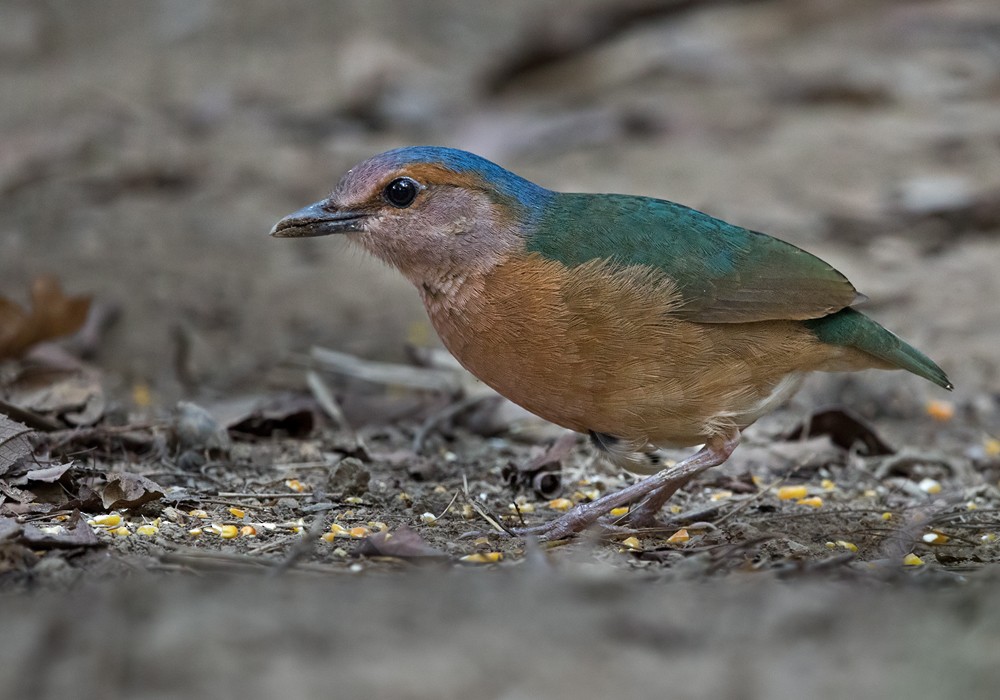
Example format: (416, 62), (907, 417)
(348, 526), (369, 538)
(329, 523), (349, 537)
(132, 381), (152, 407)
(980, 533), (997, 544)
(218, 525), (239, 539)
(580, 489), (601, 501)
(321, 532), (336, 543)
(797, 496), (824, 508)
(903, 553), (925, 566)
(919, 478), (942, 494)
(548, 498), (573, 511)
(188, 527), (203, 536)
(621, 536), (642, 551)
(821, 479), (835, 491)
(922, 532), (949, 545)
(332, 547), (348, 557)
(90, 514), (121, 527)
(188, 509), (209, 519)
(508, 502), (535, 514)
(863, 489), (878, 498)
(669, 504), (683, 514)
(227, 507), (246, 519)
(985, 439), (1000, 457)
(966, 501), (978, 511)
(882, 512), (893, 521)
(751, 474), (763, 486)
(55, 514), (70, 522)
(369, 521), (389, 532)
(433, 484), (448, 493)
(777, 485), (808, 500)
(473, 537), (490, 546)
(240, 525), (257, 537)
(111, 526), (130, 537)
(460, 552), (503, 564)
(710, 490), (733, 501)
(136, 524), (159, 536)
(667, 528), (690, 544)
(398, 492), (412, 503)
(925, 400), (955, 421)
(40, 525), (65, 535)
(825, 541), (836, 549)
(609, 507), (630, 518)
(284, 479), (307, 493)
(420, 512), (437, 524)
(836, 540), (858, 552)
(345, 496), (364, 505)
(461, 504), (476, 520)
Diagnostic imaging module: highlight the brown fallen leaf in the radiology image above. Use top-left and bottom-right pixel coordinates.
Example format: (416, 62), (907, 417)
(0, 276), (91, 360)
(4, 364), (106, 427)
(0, 415), (33, 476)
(352, 526), (448, 561)
(21, 511), (101, 549)
(100, 472), (164, 510)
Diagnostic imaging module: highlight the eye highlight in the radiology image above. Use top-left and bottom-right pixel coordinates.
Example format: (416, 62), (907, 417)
(383, 177), (420, 208)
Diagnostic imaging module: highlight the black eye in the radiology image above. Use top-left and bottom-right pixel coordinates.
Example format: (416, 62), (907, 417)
(383, 177), (419, 208)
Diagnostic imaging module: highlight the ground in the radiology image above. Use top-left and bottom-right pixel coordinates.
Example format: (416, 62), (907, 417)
(1, 1), (1000, 698)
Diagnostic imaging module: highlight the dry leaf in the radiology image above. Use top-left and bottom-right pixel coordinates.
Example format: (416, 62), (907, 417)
(0, 276), (91, 360)
(21, 511), (101, 548)
(352, 526), (448, 560)
(0, 415), (33, 476)
(4, 365), (105, 427)
(100, 472), (164, 510)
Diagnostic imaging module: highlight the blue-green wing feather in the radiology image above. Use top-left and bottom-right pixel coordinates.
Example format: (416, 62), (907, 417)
(528, 193), (861, 323)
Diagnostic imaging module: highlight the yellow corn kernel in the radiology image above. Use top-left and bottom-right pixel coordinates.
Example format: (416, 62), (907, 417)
(348, 526), (369, 538)
(922, 531), (949, 545)
(188, 527), (203, 536)
(903, 553), (925, 566)
(136, 524), (159, 536)
(368, 521), (389, 532)
(329, 523), (348, 536)
(882, 512), (893, 521)
(966, 501), (978, 511)
(925, 400), (954, 421)
(919, 478), (942, 494)
(980, 533), (997, 543)
(609, 507), (630, 518)
(863, 489), (878, 498)
(621, 536), (641, 551)
(460, 552), (503, 564)
(836, 540), (858, 553)
(433, 485), (447, 494)
(710, 490), (733, 501)
(985, 439), (1000, 457)
(345, 496), (364, 505)
(228, 507), (246, 519)
(461, 504), (476, 520)
(397, 492), (412, 503)
(321, 532), (337, 543)
(188, 509), (209, 519)
(419, 512), (437, 525)
(825, 541), (836, 549)
(218, 525), (239, 539)
(797, 496), (824, 508)
(473, 536), (490, 546)
(55, 514), (70, 522)
(751, 474), (763, 486)
(284, 479), (307, 493)
(666, 528), (690, 544)
(777, 485), (808, 501)
(669, 504), (683, 514)
(240, 525), (257, 537)
(821, 479), (835, 491)
(90, 514), (122, 527)
(132, 381), (152, 407)
(548, 498), (573, 512)
(111, 526), (130, 537)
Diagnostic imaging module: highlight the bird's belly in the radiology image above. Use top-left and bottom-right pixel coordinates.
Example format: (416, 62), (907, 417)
(422, 255), (825, 447)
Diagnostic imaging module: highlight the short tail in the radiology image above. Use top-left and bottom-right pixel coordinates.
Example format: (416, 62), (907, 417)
(804, 308), (953, 390)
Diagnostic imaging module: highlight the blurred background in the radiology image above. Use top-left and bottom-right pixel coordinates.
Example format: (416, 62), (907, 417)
(2, 0), (999, 404)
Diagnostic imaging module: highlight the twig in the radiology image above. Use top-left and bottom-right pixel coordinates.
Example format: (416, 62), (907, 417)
(269, 515), (328, 576)
(412, 395), (487, 454)
(306, 370), (349, 430)
(311, 346), (464, 393)
(0, 399), (61, 431)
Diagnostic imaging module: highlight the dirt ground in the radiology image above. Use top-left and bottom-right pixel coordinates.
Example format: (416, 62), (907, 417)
(2, 1), (1000, 698)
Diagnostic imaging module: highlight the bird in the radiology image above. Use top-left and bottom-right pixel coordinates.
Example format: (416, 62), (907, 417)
(271, 146), (951, 540)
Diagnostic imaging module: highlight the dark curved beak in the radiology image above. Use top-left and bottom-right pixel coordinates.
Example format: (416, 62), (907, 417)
(270, 200), (367, 238)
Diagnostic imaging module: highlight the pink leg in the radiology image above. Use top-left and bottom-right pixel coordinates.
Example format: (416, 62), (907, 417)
(509, 430), (740, 541)
(621, 431), (740, 527)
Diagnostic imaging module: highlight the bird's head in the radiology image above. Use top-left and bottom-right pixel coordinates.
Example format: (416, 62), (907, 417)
(271, 147), (551, 283)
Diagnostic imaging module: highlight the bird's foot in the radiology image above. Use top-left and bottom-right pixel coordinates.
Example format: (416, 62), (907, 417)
(499, 431), (740, 541)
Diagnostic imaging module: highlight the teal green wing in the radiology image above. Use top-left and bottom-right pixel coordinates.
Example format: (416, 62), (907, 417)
(528, 193), (863, 323)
